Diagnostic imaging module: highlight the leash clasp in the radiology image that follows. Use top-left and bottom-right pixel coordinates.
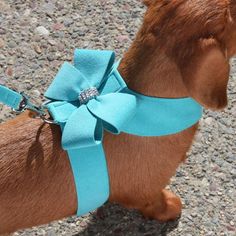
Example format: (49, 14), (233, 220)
(14, 92), (57, 124)
(18, 92), (44, 115)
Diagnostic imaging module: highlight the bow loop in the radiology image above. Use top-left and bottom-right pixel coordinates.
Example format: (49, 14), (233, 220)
(45, 62), (91, 101)
(74, 49), (115, 87)
(45, 49), (136, 150)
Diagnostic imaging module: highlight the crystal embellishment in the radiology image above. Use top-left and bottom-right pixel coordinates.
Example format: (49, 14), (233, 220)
(78, 87), (99, 104)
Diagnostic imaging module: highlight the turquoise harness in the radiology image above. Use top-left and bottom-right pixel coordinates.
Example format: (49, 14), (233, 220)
(0, 49), (202, 216)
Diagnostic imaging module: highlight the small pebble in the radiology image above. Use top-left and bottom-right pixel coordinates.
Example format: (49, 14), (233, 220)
(204, 117), (214, 125)
(34, 26), (50, 36)
(64, 18), (74, 27)
(0, 78), (6, 85)
(79, 221), (87, 227)
(23, 9), (31, 17)
(52, 23), (64, 31)
(31, 17), (38, 24)
(5, 67), (13, 77)
(32, 89), (41, 97)
(7, 58), (15, 65)
(117, 35), (130, 42)
(48, 39), (57, 45)
(0, 28), (6, 35)
(34, 44), (42, 54)
(231, 107), (236, 117)
(0, 38), (5, 48)
(8, 41), (17, 48)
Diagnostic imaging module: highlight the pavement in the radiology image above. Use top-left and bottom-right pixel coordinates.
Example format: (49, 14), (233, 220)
(0, 0), (235, 235)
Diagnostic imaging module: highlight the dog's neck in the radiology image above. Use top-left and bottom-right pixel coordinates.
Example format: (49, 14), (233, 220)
(119, 30), (189, 99)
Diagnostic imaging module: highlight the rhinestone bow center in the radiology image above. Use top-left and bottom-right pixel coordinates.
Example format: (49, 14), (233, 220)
(78, 87), (99, 104)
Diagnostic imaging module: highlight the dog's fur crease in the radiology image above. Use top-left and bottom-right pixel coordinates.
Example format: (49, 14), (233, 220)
(1, 0), (236, 234)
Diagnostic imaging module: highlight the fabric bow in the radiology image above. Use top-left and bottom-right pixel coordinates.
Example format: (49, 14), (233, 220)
(44, 49), (136, 150)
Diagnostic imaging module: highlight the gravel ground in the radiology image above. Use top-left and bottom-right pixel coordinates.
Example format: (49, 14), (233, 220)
(0, 0), (235, 235)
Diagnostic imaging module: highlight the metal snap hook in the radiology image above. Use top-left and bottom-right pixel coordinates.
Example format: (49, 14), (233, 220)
(12, 92), (58, 125)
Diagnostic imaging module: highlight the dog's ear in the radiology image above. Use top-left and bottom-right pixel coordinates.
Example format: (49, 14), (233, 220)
(178, 38), (230, 110)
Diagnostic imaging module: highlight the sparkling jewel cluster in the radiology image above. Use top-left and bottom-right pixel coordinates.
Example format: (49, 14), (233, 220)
(78, 87), (99, 104)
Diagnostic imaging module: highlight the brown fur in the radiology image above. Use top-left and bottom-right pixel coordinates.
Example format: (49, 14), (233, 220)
(1, 0), (236, 233)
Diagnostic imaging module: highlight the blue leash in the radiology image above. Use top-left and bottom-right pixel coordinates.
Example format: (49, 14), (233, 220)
(0, 86), (55, 124)
(0, 86), (24, 111)
(0, 49), (203, 216)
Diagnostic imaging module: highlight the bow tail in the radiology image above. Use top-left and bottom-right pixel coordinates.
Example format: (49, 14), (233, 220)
(87, 93), (137, 134)
(62, 105), (103, 150)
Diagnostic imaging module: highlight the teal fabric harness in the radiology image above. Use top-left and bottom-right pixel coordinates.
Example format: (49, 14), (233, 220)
(0, 49), (203, 216)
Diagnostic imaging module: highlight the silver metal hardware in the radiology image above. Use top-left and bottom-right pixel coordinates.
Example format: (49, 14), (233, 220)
(78, 87), (99, 104)
(39, 110), (58, 124)
(13, 92), (57, 124)
(12, 93), (28, 114)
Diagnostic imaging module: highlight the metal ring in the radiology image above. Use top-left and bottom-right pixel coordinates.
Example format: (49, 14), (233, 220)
(41, 115), (58, 124)
(39, 109), (58, 125)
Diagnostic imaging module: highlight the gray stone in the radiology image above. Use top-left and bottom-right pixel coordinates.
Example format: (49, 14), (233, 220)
(32, 89), (41, 97)
(35, 26), (50, 36)
(48, 39), (57, 46)
(64, 18), (74, 27)
(42, 2), (56, 15)
(8, 41), (17, 48)
(23, 9), (31, 17)
(232, 107), (236, 117)
(204, 117), (214, 125)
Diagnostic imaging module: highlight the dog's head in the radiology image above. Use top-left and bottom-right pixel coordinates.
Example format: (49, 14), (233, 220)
(143, 0), (236, 110)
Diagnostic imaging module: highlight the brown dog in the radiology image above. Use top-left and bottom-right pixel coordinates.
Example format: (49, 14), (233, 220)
(0, 0), (236, 234)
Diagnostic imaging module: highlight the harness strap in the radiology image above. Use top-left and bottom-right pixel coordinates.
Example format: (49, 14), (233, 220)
(0, 85), (23, 110)
(66, 143), (109, 216)
(0, 49), (203, 218)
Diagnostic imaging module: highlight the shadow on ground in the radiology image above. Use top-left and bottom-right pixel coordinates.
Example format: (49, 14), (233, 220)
(73, 203), (180, 236)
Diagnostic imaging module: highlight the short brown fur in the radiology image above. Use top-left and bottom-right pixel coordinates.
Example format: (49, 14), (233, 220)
(1, 0), (236, 233)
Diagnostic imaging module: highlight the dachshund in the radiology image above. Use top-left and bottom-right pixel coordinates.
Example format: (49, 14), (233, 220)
(0, 0), (236, 234)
